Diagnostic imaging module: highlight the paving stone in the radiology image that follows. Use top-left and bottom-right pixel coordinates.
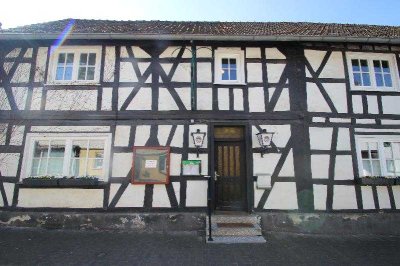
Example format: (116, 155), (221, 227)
(0, 228), (400, 265)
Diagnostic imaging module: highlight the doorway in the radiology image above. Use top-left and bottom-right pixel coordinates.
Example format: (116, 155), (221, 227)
(214, 126), (247, 211)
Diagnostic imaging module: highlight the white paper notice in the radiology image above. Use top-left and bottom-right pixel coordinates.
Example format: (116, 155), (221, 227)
(145, 160), (157, 168)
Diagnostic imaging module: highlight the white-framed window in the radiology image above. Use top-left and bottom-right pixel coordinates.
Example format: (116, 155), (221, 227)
(356, 136), (400, 177)
(347, 52), (399, 91)
(48, 46), (101, 84)
(214, 48), (245, 84)
(22, 133), (111, 180)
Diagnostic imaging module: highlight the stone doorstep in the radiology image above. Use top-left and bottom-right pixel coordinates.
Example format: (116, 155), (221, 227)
(206, 223), (262, 236)
(207, 227), (262, 237)
(206, 214), (263, 238)
(209, 214), (260, 224)
(206, 236), (267, 244)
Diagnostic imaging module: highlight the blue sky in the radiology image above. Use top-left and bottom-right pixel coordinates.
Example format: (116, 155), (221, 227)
(0, 0), (399, 29)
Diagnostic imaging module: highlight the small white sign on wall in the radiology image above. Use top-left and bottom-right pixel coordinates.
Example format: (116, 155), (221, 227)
(145, 160), (158, 168)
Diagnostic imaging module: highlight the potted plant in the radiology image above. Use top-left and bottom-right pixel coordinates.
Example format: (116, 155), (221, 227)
(22, 176), (59, 186)
(58, 176), (99, 187)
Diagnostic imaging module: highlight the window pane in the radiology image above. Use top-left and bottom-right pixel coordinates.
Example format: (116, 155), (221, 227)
(87, 158), (103, 175)
(88, 53), (96, 65)
(86, 67), (95, 80)
(373, 60), (381, 72)
(49, 140), (65, 158)
(66, 53), (74, 64)
(362, 160), (372, 176)
(384, 142), (393, 159)
(56, 67), (64, 80)
(351, 59), (360, 72)
(370, 149), (379, 159)
(31, 158), (47, 176)
(87, 140), (104, 177)
(222, 70), (229, 80)
(371, 160), (381, 176)
(360, 142), (368, 150)
(395, 160), (400, 175)
(80, 53), (88, 65)
(384, 74), (392, 87)
(70, 140), (104, 177)
(58, 53), (66, 64)
(33, 140), (49, 158)
(353, 73), (362, 86)
(78, 67), (86, 80)
(31, 140), (50, 176)
(64, 67), (73, 80)
(361, 150), (369, 159)
(230, 69), (237, 80)
(88, 140), (105, 153)
(369, 142), (378, 150)
(47, 158), (64, 176)
(375, 74), (384, 87)
(360, 60), (369, 72)
(70, 140), (88, 177)
(222, 58), (229, 68)
(93, 151), (104, 169)
(362, 73), (371, 86)
(392, 143), (400, 158)
(47, 140), (65, 176)
(382, 60), (390, 73)
(386, 160), (395, 175)
(229, 58), (236, 66)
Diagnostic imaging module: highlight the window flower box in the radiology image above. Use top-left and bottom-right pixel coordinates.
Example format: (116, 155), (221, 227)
(58, 176), (99, 187)
(355, 176), (397, 186)
(22, 176), (59, 187)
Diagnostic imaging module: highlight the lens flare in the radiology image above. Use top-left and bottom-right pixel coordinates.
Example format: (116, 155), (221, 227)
(50, 19), (75, 55)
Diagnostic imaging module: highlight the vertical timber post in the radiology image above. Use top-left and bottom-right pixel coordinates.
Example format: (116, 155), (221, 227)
(191, 40), (197, 111)
(285, 45), (315, 212)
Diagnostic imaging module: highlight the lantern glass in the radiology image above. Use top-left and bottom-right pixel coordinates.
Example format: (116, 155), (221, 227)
(191, 129), (206, 148)
(257, 130), (274, 147)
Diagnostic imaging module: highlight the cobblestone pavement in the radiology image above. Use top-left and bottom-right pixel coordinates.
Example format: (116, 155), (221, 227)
(0, 227), (399, 265)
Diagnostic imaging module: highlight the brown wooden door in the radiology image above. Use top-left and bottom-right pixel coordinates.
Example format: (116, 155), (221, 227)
(214, 140), (247, 211)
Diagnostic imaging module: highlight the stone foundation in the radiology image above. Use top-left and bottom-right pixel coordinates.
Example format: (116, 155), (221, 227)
(1, 211), (400, 236)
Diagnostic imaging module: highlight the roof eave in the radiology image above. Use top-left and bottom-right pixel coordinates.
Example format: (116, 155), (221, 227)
(0, 33), (399, 44)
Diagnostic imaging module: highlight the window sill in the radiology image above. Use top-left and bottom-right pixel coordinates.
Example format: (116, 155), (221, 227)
(350, 87), (399, 92)
(355, 177), (398, 186)
(213, 82), (247, 86)
(45, 82), (101, 87)
(20, 178), (107, 188)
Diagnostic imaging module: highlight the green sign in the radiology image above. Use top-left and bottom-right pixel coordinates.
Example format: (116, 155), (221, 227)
(182, 160), (201, 165)
(182, 160), (201, 175)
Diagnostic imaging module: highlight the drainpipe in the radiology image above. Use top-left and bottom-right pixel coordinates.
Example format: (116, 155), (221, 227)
(191, 40), (197, 111)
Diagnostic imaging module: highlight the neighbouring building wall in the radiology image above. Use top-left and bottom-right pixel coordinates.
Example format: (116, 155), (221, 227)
(1, 41), (400, 212)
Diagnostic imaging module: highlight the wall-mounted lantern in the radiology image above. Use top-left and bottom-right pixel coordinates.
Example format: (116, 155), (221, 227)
(256, 129), (275, 157)
(191, 129), (206, 157)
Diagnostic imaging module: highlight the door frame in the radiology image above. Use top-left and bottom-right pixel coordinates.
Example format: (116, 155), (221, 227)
(209, 122), (253, 213)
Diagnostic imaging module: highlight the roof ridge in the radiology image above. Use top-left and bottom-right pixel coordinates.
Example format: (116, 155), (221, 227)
(5, 18), (400, 30)
(1, 19), (399, 40)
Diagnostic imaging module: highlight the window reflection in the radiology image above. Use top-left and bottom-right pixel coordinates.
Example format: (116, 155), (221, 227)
(31, 140), (65, 176)
(70, 139), (104, 177)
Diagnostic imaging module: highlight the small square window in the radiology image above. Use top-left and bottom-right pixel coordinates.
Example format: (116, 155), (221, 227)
(221, 58), (237, 81)
(357, 138), (400, 177)
(347, 52), (399, 91)
(50, 46), (101, 84)
(214, 48), (244, 84)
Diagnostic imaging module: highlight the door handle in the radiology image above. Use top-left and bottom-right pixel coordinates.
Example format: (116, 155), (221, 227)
(214, 171), (220, 181)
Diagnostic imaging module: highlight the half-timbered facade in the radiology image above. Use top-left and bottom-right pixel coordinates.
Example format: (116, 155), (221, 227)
(1, 19), (400, 218)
